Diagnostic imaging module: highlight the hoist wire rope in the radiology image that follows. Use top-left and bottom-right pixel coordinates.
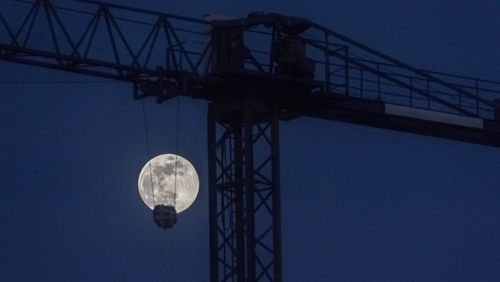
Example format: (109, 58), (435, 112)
(173, 94), (181, 208)
(141, 100), (156, 207)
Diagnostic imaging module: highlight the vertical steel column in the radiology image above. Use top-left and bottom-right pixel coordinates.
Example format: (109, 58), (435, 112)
(208, 100), (282, 282)
(207, 105), (219, 282)
(271, 116), (282, 282)
(243, 106), (257, 282)
(495, 98), (500, 121)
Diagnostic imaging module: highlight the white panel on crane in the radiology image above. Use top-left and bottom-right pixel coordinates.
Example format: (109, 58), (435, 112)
(384, 104), (484, 129)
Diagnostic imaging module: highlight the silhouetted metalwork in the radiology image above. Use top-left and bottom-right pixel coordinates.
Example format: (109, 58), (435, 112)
(153, 205), (177, 229)
(2, 1), (500, 281)
(208, 100), (281, 281)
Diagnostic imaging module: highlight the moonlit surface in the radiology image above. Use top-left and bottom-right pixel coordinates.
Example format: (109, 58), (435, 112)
(138, 154), (199, 213)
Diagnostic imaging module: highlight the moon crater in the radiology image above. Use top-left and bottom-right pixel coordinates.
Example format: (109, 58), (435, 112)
(138, 154), (199, 213)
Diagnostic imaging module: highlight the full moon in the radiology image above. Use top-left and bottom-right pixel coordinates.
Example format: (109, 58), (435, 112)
(138, 154), (199, 213)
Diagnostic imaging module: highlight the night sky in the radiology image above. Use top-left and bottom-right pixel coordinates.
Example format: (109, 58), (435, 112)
(1, 0), (500, 281)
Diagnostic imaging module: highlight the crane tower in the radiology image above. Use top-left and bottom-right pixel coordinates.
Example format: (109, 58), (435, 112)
(1, 1), (500, 281)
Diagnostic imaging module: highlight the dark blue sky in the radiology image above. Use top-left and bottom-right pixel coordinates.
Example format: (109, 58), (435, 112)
(1, 0), (500, 281)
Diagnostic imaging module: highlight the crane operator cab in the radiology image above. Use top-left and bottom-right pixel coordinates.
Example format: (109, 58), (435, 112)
(271, 24), (315, 79)
(208, 13), (320, 97)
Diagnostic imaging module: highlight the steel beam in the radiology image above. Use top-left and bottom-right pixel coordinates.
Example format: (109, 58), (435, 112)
(208, 100), (282, 282)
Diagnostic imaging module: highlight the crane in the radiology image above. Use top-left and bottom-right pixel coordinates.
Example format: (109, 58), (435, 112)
(1, 0), (500, 281)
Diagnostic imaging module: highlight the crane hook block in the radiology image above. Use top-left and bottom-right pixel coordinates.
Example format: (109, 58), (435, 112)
(153, 205), (177, 229)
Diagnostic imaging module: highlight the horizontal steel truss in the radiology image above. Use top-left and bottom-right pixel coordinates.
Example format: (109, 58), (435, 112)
(208, 100), (282, 282)
(0, 0), (211, 101)
(1, 0), (499, 117)
(0, 1), (498, 280)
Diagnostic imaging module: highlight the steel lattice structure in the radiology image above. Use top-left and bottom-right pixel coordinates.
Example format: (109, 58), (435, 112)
(1, 1), (500, 281)
(208, 100), (281, 281)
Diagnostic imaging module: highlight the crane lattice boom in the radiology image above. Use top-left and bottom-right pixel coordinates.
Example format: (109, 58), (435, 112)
(2, 1), (500, 281)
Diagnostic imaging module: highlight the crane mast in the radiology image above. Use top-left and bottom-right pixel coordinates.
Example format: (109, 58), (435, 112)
(1, 1), (500, 281)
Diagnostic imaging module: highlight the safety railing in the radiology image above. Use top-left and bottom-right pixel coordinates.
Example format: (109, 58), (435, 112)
(2, 0), (499, 119)
(238, 20), (500, 120)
